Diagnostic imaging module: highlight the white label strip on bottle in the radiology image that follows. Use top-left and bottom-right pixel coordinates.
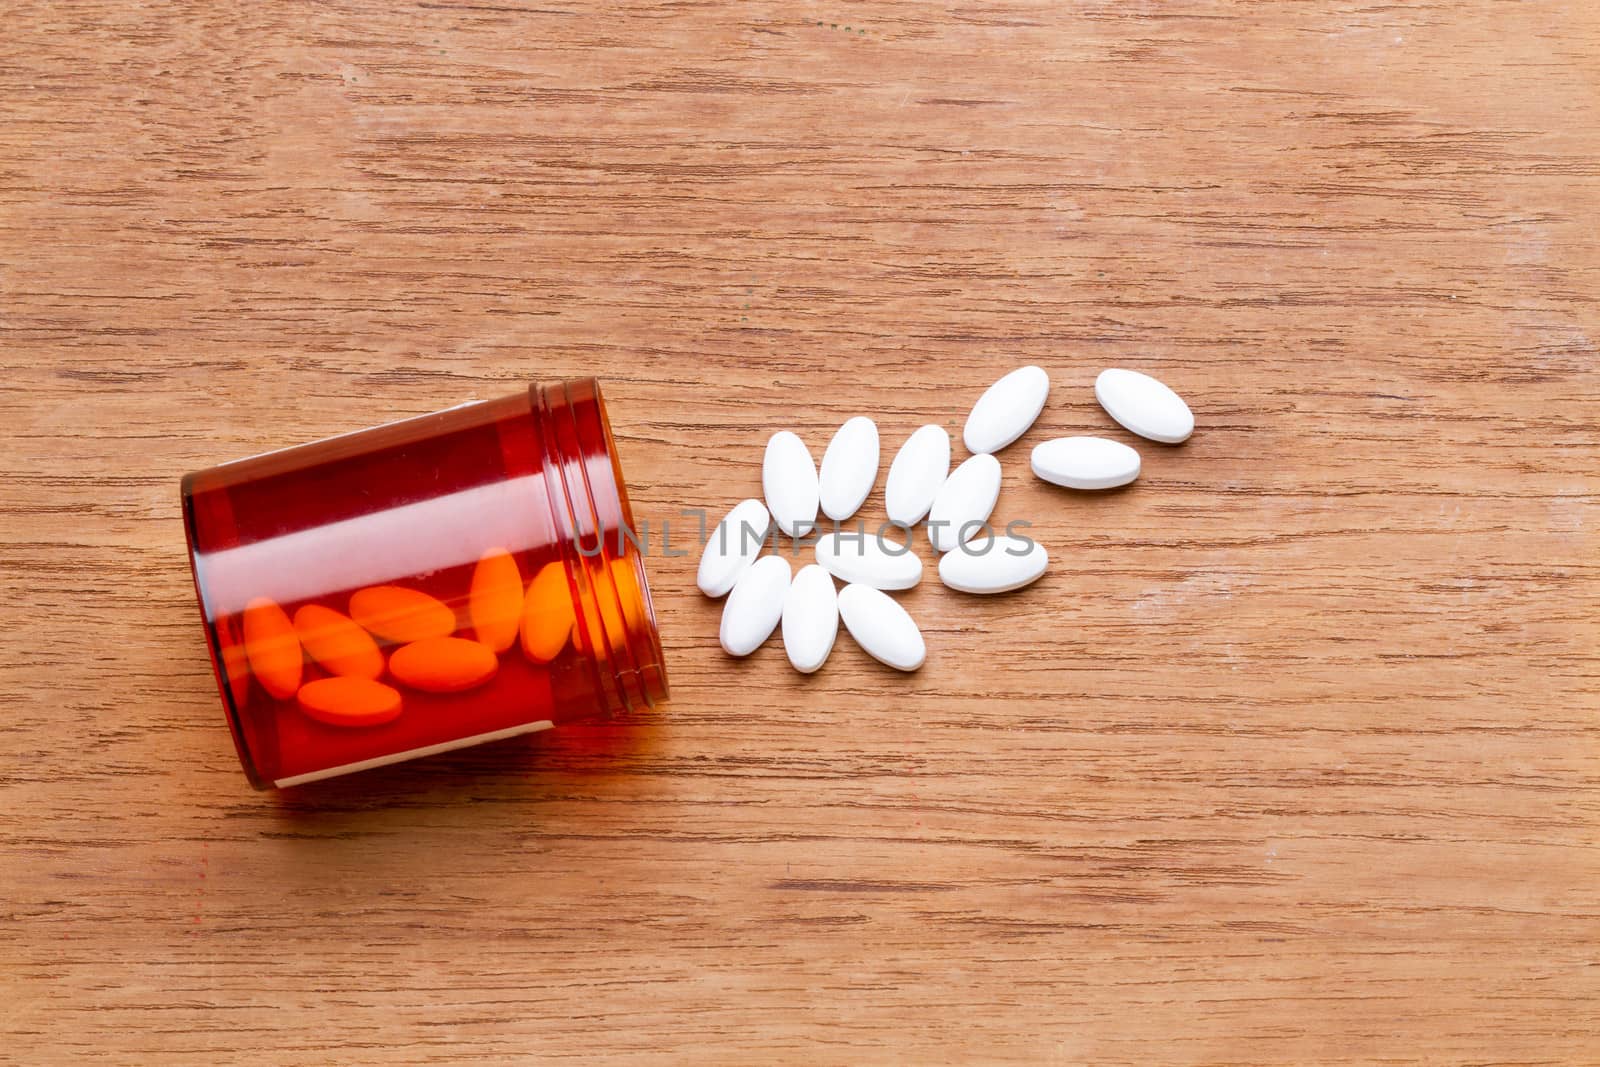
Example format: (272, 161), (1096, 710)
(272, 719), (556, 788)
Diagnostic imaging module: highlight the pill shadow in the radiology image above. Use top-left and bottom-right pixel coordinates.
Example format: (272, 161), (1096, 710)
(1034, 480), (1142, 501)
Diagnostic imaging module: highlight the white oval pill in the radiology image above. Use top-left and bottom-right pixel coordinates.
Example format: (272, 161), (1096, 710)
(937, 533), (1049, 594)
(818, 416), (880, 521)
(885, 424), (951, 526)
(762, 431), (820, 537)
(837, 584), (925, 672)
(1094, 368), (1194, 444)
(696, 498), (772, 597)
(814, 531), (922, 591)
(781, 564), (838, 674)
(964, 365), (1050, 454)
(927, 453), (1002, 553)
(1030, 437), (1141, 490)
(719, 555), (792, 657)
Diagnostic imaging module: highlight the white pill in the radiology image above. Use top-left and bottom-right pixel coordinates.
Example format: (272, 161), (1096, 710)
(837, 584), (925, 672)
(818, 416), (880, 521)
(814, 530), (922, 591)
(927, 453), (1002, 553)
(885, 424), (951, 526)
(762, 431), (820, 537)
(964, 365), (1050, 454)
(1094, 368), (1194, 444)
(781, 564), (839, 674)
(696, 498), (773, 597)
(937, 533), (1049, 594)
(719, 555), (792, 657)
(1030, 437), (1141, 490)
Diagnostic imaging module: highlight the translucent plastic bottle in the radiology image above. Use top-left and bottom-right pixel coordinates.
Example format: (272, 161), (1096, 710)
(181, 379), (667, 789)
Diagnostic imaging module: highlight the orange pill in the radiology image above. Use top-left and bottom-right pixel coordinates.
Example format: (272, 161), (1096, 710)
(469, 548), (523, 653)
(296, 677), (403, 728)
(609, 557), (647, 633)
(581, 558), (644, 654)
(241, 597), (302, 700)
(293, 603), (384, 680)
(594, 578), (626, 652)
(521, 562), (575, 663)
(389, 637), (498, 693)
(349, 585), (456, 644)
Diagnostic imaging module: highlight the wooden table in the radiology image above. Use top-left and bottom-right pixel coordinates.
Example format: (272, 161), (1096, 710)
(4, 2), (1597, 1062)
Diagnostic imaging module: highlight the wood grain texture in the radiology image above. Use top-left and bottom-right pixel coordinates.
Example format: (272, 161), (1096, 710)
(3, 1), (1597, 1062)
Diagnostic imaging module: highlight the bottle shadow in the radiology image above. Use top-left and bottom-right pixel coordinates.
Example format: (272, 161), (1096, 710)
(264, 713), (666, 827)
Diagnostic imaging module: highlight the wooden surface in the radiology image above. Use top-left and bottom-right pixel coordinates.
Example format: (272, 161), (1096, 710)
(3, 2), (1598, 1062)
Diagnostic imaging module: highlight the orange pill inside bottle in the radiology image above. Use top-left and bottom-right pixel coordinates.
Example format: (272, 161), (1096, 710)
(182, 379), (667, 789)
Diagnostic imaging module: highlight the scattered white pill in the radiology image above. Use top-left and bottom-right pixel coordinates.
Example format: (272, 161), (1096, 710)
(815, 530), (922, 591)
(837, 584), (926, 672)
(762, 431), (820, 537)
(964, 365), (1050, 455)
(927, 453), (1002, 553)
(818, 416), (880, 521)
(782, 564), (839, 674)
(719, 555), (792, 657)
(1094, 368), (1194, 444)
(885, 424), (951, 527)
(714, 368), (1199, 668)
(1030, 437), (1141, 491)
(696, 498), (773, 597)
(937, 533), (1049, 594)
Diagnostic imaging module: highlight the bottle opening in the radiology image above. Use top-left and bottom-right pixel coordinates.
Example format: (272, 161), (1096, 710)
(534, 377), (670, 717)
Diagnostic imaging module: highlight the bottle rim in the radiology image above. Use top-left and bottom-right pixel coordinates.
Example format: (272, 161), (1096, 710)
(532, 378), (670, 716)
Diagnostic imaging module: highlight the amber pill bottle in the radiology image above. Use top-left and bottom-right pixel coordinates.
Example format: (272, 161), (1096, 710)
(181, 379), (667, 789)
